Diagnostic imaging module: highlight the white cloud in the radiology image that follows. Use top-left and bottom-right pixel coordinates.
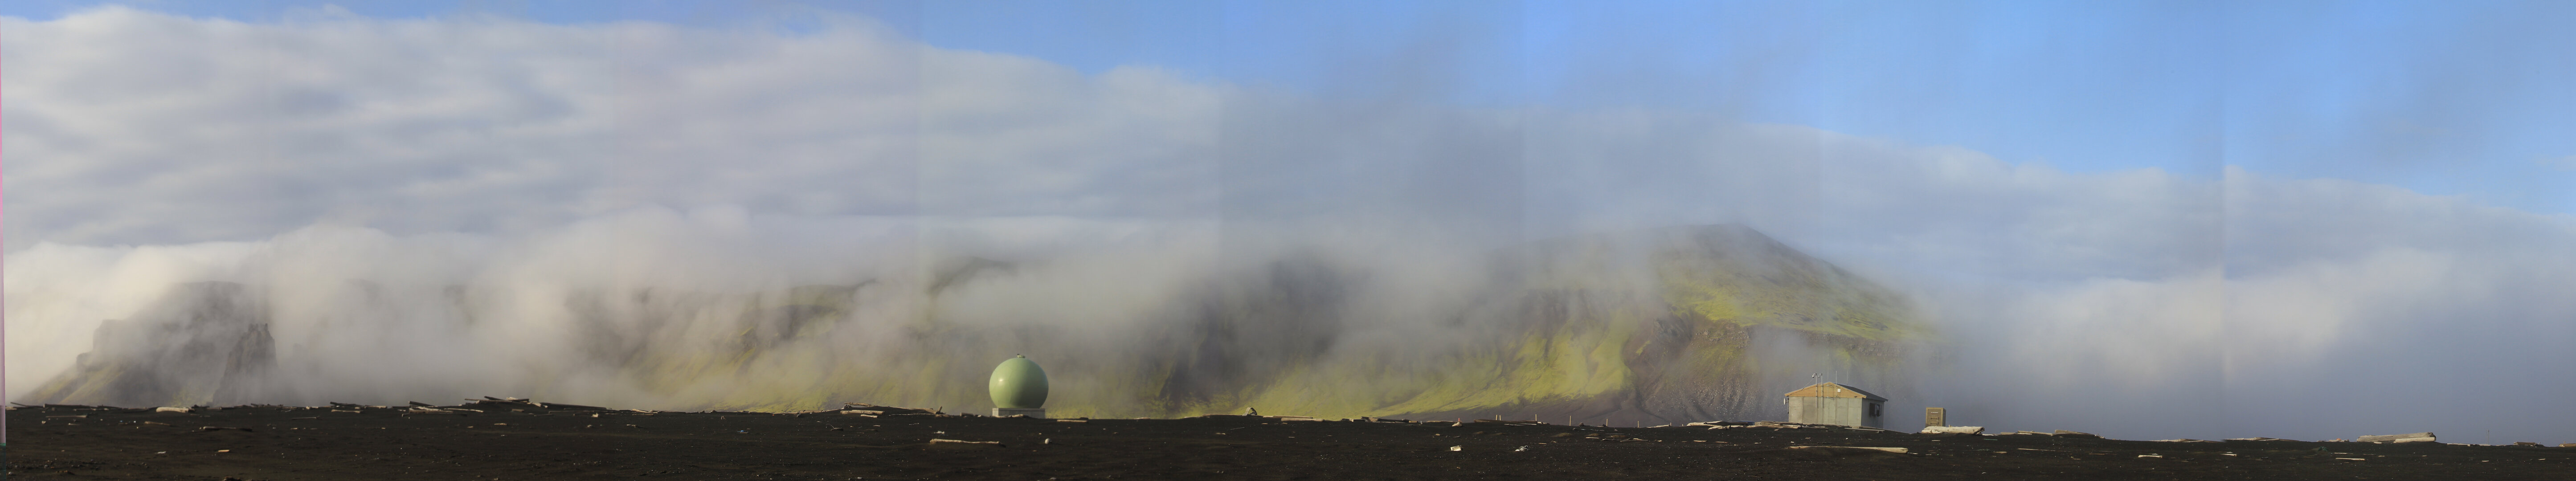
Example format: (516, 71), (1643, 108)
(2, 7), (1228, 250)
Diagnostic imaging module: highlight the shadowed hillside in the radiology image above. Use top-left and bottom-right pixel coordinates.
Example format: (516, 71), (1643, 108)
(1152, 224), (1926, 424)
(26, 282), (275, 408)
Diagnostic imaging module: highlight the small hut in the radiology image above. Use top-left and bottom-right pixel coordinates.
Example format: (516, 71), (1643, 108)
(1783, 382), (1885, 428)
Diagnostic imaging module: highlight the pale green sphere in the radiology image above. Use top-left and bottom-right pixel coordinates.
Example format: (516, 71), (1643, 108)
(988, 355), (1049, 409)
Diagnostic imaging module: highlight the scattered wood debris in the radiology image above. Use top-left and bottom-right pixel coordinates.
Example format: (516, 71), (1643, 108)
(2357, 432), (2437, 443)
(1742, 446), (1911, 459)
(840, 404), (936, 416)
(1794, 446), (1907, 454)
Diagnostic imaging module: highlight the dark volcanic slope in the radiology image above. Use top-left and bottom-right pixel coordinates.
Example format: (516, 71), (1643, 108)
(10, 404), (2571, 481)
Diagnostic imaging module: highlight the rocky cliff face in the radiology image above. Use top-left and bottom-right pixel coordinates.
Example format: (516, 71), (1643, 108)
(1131, 224), (1925, 423)
(26, 282), (275, 408)
(27, 225), (1924, 422)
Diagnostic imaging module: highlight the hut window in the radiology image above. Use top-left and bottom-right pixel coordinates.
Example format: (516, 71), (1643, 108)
(1866, 403), (1882, 416)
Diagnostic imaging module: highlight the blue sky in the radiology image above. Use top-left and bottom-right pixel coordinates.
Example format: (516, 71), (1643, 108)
(4, 0), (2570, 214)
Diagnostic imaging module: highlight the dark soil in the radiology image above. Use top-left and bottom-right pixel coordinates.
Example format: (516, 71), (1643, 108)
(8, 404), (2572, 480)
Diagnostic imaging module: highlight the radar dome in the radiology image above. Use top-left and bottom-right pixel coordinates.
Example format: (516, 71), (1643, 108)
(988, 355), (1049, 409)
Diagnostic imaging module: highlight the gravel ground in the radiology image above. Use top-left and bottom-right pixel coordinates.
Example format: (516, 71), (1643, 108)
(8, 404), (2572, 480)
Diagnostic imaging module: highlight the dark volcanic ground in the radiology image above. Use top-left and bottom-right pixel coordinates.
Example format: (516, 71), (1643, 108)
(7, 403), (2571, 481)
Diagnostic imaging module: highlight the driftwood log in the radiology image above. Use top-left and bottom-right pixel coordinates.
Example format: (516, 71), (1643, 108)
(2356, 432), (2437, 443)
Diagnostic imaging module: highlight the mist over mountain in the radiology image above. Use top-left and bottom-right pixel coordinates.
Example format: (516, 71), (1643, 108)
(32, 282), (274, 407)
(25, 223), (1924, 425)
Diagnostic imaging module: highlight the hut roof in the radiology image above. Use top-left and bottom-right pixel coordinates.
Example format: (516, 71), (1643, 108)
(1782, 382), (1886, 400)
